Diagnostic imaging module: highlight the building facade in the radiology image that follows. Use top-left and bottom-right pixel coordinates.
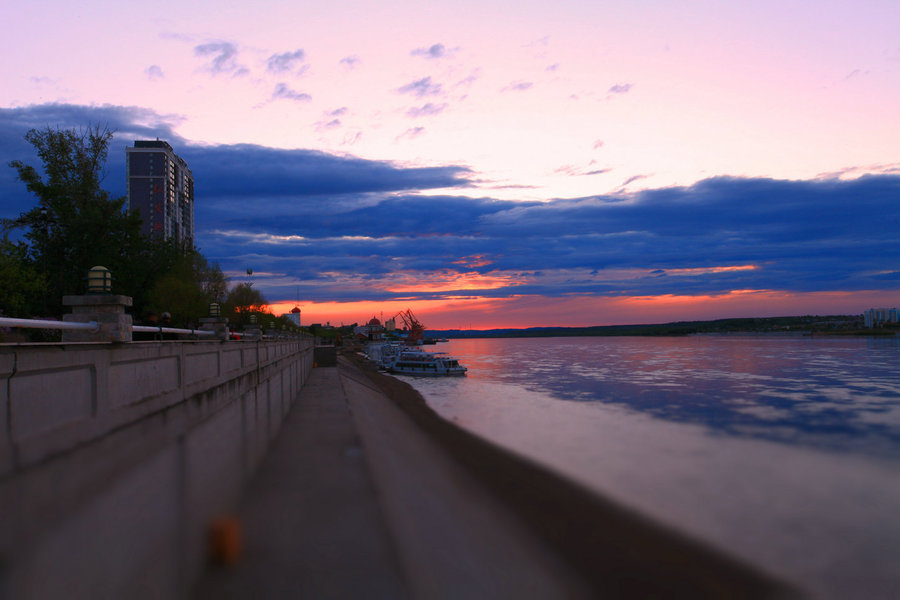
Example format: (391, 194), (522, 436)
(863, 308), (898, 328)
(126, 140), (194, 245)
(283, 306), (302, 327)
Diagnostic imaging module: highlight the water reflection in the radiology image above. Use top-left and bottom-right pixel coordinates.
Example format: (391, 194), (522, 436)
(400, 335), (900, 599)
(442, 336), (900, 456)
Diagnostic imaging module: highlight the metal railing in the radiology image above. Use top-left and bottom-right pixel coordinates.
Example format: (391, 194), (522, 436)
(0, 317), (214, 338)
(0, 317), (310, 341)
(132, 325), (215, 337)
(0, 317), (98, 332)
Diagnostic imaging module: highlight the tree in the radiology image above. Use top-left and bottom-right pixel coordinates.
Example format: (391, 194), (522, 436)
(0, 236), (47, 317)
(145, 249), (229, 326)
(5, 125), (146, 316)
(224, 283), (268, 330)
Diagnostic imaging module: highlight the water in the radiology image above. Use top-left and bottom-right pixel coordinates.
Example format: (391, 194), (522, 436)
(399, 336), (900, 599)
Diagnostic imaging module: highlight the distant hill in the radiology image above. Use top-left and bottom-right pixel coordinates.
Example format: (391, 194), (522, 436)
(426, 314), (888, 339)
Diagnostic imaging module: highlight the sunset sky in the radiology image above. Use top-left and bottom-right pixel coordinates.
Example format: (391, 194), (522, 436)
(2, 0), (899, 328)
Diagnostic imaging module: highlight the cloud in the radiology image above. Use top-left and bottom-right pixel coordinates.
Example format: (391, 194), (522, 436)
(593, 140), (605, 150)
(406, 103), (448, 117)
(267, 49), (306, 74)
(411, 43), (453, 59)
(555, 165), (612, 177)
(3, 103), (899, 312)
(620, 174), (649, 188)
(194, 41), (248, 77)
(145, 65), (164, 80)
(608, 83), (633, 94)
(340, 55), (360, 69)
(505, 81), (533, 92)
(397, 127), (425, 140)
(271, 83), (312, 102)
(397, 76), (443, 97)
(316, 119), (341, 131)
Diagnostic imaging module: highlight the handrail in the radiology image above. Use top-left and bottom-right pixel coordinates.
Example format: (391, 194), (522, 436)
(1, 316), (309, 340)
(0, 317), (98, 332)
(132, 325), (215, 336)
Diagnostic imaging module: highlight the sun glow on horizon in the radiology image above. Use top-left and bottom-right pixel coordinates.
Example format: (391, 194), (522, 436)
(263, 288), (890, 331)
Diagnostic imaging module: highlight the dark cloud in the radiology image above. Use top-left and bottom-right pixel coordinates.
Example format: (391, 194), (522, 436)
(267, 49), (306, 73)
(201, 175), (900, 303)
(194, 41), (247, 76)
(3, 103), (898, 309)
(0, 102), (471, 221)
(608, 83), (633, 94)
(271, 83), (312, 102)
(397, 76), (443, 97)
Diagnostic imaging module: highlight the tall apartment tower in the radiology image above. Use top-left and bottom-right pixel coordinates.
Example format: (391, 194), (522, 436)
(125, 140), (194, 246)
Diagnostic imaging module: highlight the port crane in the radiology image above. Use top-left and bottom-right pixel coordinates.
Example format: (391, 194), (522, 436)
(395, 308), (425, 346)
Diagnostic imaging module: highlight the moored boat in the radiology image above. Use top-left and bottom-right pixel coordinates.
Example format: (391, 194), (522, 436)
(375, 343), (467, 376)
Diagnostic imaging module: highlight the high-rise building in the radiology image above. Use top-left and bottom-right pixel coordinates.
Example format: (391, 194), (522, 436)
(863, 307), (898, 328)
(125, 140), (194, 245)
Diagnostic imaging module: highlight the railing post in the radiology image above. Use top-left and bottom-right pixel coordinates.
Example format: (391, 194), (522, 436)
(199, 317), (230, 341)
(61, 294), (133, 342)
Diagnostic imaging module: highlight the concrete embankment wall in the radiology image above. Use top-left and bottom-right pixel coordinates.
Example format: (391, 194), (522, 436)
(0, 338), (314, 599)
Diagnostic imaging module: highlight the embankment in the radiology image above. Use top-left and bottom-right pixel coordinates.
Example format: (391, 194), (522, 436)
(343, 352), (801, 599)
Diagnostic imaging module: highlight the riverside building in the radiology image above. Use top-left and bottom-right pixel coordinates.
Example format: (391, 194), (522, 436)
(863, 307), (898, 328)
(125, 140), (194, 245)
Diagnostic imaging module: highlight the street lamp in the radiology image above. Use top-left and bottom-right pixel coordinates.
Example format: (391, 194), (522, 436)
(86, 266), (112, 294)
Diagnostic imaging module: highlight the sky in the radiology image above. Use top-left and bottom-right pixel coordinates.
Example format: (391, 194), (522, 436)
(1, 0), (899, 329)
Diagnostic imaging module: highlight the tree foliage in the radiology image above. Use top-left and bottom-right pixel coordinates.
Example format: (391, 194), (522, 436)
(2, 124), (231, 328)
(4, 125), (146, 316)
(146, 249), (228, 327)
(0, 236), (47, 317)
(224, 283), (269, 330)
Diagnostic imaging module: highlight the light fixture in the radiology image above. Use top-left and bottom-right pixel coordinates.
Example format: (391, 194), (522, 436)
(86, 266), (112, 294)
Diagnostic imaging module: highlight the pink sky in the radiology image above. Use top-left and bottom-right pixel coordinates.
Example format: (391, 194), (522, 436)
(3, 1), (899, 328)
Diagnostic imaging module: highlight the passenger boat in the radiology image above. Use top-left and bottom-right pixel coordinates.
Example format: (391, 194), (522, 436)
(375, 343), (467, 376)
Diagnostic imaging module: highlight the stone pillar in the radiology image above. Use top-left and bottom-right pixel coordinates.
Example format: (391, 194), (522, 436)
(62, 295), (133, 342)
(200, 317), (230, 341)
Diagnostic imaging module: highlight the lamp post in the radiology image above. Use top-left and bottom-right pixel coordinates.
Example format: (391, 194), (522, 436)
(62, 267), (133, 342)
(200, 302), (229, 341)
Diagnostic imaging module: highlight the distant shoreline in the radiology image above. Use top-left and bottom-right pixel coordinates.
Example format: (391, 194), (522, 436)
(426, 315), (899, 339)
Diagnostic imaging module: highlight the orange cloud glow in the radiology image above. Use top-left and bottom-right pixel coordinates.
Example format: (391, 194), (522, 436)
(266, 289), (895, 331)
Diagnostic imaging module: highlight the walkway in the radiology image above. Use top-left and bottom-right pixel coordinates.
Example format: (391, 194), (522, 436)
(194, 358), (588, 599)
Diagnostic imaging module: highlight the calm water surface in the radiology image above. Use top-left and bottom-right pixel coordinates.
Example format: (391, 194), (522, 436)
(399, 336), (900, 599)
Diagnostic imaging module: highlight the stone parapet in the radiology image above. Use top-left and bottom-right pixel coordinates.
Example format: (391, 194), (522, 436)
(0, 338), (314, 598)
(62, 294), (133, 342)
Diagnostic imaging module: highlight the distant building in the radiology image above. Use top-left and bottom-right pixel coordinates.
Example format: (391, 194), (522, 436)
(126, 140), (194, 245)
(863, 308), (898, 328)
(283, 306), (301, 327)
(354, 316), (384, 341)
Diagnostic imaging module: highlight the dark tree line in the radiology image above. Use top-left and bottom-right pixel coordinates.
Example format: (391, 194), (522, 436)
(0, 125), (280, 335)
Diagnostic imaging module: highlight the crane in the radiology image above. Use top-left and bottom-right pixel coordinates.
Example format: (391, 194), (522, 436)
(396, 308), (425, 346)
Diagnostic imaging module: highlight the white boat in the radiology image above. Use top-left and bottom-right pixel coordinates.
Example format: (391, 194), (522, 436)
(377, 344), (467, 376)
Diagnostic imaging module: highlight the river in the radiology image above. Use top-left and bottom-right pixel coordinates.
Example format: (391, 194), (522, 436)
(399, 335), (900, 599)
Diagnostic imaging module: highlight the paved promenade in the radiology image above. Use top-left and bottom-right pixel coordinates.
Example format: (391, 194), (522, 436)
(194, 357), (589, 599)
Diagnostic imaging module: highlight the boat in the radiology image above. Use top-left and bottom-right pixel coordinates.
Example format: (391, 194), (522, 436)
(376, 343), (467, 376)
